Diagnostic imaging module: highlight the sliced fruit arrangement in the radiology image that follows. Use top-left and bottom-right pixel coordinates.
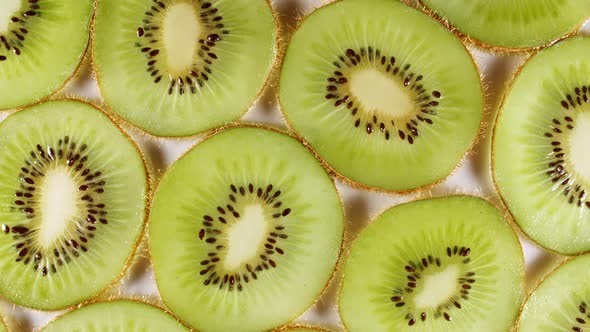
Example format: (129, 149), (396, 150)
(0, 0), (93, 109)
(339, 196), (524, 331)
(517, 254), (590, 331)
(493, 37), (590, 254)
(279, 0), (483, 191)
(40, 300), (189, 331)
(0, 100), (148, 310)
(93, 0), (277, 137)
(149, 126), (344, 331)
(420, 0), (590, 51)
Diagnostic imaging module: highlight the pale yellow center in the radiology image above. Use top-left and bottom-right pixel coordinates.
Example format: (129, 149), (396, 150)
(223, 204), (268, 270)
(37, 167), (79, 249)
(0, 0), (21, 33)
(569, 112), (590, 184)
(162, 3), (201, 76)
(413, 265), (460, 309)
(349, 67), (414, 118)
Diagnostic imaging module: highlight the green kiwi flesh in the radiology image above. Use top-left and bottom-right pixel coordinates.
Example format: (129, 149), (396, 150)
(0, 100), (147, 310)
(517, 254), (590, 331)
(339, 196), (524, 331)
(0, 0), (93, 109)
(149, 126), (344, 331)
(93, 0), (277, 136)
(421, 0), (590, 50)
(40, 300), (189, 331)
(493, 37), (590, 254)
(279, 0), (483, 191)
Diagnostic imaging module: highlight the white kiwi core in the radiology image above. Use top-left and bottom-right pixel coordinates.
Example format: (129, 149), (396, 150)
(413, 264), (461, 309)
(0, 0), (21, 33)
(162, 2), (201, 76)
(223, 204), (268, 270)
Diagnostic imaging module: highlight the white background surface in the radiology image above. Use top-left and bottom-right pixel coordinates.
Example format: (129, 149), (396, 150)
(2, 0), (590, 331)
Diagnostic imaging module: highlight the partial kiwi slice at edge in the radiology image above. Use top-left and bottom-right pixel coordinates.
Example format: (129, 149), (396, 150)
(516, 254), (590, 331)
(0, 100), (148, 310)
(0, 0), (93, 109)
(40, 300), (190, 331)
(493, 37), (590, 254)
(420, 0), (590, 51)
(149, 125), (344, 331)
(339, 196), (524, 331)
(93, 0), (277, 136)
(279, 0), (483, 191)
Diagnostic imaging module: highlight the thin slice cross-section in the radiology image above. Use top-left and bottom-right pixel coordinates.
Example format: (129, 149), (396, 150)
(93, 0), (277, 136)
(0, 0), (93, 109)
(339, 196), (524, 331)
(493, 37), (590, 254)
(40, 300), (190, 331)
(0, 100), (148, 310)
(149, 126), (344, 331)
(279, 0), (483, 191)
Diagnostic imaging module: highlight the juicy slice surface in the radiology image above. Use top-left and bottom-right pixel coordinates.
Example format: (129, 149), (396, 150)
(517, 254), (590, 331)
(279, 0), (483, 191)
(493, 37), (590, 254)
(93, 0), (276, 136)
(339, 196), (524, 332)
(0, 0), (93, 109)
(0, 100), (147, 310)
(149, 126), (343, 332)
(421, 0), (590, 50)
(41, 300), (189, 331)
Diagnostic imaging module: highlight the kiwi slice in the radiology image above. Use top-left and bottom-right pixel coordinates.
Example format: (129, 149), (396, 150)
(516, 254), (590, 331)
(339, 196), (524, 331)
(93, 0), (277, 137)
(283, 326), (332, 332)
(0, 0), (93, 109)
(41, 300), (189, 331)
(149, 126), (344, 331)
(493, 37), (590, 254)
(420, 0), (590, 51)
(0, 100), (147, 310)
(279, 0), (483, 191)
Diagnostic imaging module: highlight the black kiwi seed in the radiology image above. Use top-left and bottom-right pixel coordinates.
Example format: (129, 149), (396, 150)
(197, 183), (292, 291)
(0, 1), (41, 62)
(1, 136), (108, 277)
(136, 0), (226, 95)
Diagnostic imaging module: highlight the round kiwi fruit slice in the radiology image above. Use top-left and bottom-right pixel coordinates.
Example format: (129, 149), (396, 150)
(420, 0), (590, 52)
(0, 100), (148, 310)
(493, 37), (590, 255)
(93, 0), (277, 137)
(149, 126), (344, 331)
(40, 300), (190, 331)
(516, 254), (590, 331)
(339, 196), (524, 331)
(0, 0), (93, 109)
(279, 0), (483, 192)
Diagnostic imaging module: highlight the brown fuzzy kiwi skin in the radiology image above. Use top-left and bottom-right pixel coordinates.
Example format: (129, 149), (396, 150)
(415, 0), (590, 55)
(146, 122), (346, 332)
(275, 324), (334, 332)
(3, 97), (151, 312)
(0, 0), (96, 112)
(336, 194), (526, 332)
(91, 0), (280, 139)
(37, 297), (193, 331)
(488, 38), (590, 257)
(275, 0), (486, 194)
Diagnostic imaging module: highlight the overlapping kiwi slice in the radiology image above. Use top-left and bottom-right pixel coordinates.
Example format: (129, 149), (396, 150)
(0, 0), (93, 109)
(279, 0), (483, 191)
(517, 254), (590, 331)
(93, 0), (277, 136)
(420, 0), (590, 51)
(339, 196), (524, 331)
(149, 126), (344, 331)
(0, 100), (148, 310)
(41, 300), (190, 331)
(493, 37), (590, 254)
